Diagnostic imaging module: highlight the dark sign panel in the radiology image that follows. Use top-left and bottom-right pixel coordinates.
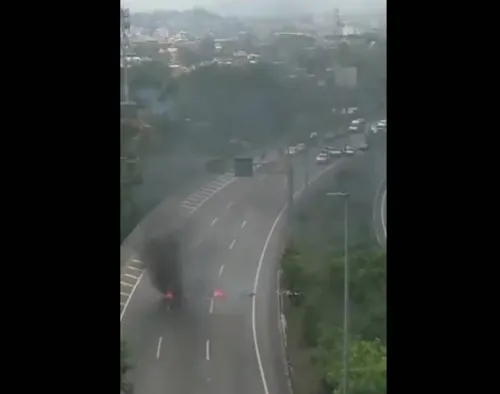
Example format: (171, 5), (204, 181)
(234, 157), (253, 177)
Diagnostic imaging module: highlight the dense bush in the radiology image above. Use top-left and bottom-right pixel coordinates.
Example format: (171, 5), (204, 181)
(281, 164), (386, 394)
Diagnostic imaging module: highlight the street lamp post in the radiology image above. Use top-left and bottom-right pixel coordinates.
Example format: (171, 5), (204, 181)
(326, 191), (350, 394)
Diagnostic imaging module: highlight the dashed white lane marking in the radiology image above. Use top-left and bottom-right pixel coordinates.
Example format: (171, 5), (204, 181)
(209, 298), (214, 314)
(218, 265), (224, 277)
(211, 217), (218, 226)
(121, 160), (266, 322)
(120, 292), (130, 297)
(206, 340), (210, 361)
(229, 239), (236, 250)
(241, 220), (247, 228)
(156, 337), (163, 359)
(124, 273), (139, 280)
(226, 201), (233, 209)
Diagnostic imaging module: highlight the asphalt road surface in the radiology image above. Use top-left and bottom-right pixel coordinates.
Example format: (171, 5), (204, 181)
(121, 136), (356, 394)
(373, 179), (387, 246)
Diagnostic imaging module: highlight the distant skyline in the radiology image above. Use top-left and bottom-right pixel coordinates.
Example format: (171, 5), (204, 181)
(124, 0), (386, 16)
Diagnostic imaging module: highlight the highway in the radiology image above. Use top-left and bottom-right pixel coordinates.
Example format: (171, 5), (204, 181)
(121, 137), (354, 394)
(373, 179), (387, 246)
(382, 187), (386, 239)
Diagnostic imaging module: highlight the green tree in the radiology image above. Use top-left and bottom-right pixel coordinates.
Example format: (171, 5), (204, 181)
(175, 62), (293, 152)
(315, 328), (386, 394)
(128, 61), (173, 99)
(121, 341), (133, 394)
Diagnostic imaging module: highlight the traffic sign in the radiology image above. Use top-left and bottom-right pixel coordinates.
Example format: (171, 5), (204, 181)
(234, 157), (253, 177)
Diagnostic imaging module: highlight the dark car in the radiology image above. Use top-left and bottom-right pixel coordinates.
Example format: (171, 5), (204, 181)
(323, 146), (342, 157)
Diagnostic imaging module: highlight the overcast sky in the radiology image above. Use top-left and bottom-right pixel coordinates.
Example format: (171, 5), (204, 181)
(124, 0), (385, 15)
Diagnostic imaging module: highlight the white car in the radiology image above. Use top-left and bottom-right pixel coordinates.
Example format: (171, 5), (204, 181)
(348, 125), (359, 133)
(287, 146), (297, 155)
(323, 146), (342, 157)
(343, 145), (355, 156)
(310, 132), (318, 139)
(351, 118), (365, 126)
(296, 143), (306, 151)
(358, 142), (369, 151)
(375, 119), (387, 133)
(316, 153), (329, 164)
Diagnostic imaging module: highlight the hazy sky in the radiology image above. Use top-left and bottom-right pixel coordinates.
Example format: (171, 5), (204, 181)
(124, 0), (385, 15)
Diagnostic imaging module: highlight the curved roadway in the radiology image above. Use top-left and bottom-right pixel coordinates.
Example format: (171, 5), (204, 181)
(373, 179), (387, 246)
(121, 138), (353, 394)
(382, 187), (386, 239)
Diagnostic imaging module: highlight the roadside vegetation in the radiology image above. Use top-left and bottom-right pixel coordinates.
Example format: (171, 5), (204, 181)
(121, 340), (133, 394)
(281, 164), (386, 394)
(120, 31), (386, 243)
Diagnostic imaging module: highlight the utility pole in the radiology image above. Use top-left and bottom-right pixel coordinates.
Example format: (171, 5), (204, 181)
(304, 143), (309, 194)
(342, 194), (349, 394)
(120, 5), (131, 103)
(333, 8), (344, 38)
(286, 149), (294, 232)
(326, 192), (350, 394)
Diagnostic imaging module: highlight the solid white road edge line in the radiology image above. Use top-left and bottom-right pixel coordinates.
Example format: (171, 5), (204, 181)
(373, 179), (385, 246)
(381, 187), (387, 239)
(253, 159), (342, 394)
(253, 207), (285, 394)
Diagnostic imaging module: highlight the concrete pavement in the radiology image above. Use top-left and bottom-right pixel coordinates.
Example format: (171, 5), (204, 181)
(121, 136), (355, 394)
